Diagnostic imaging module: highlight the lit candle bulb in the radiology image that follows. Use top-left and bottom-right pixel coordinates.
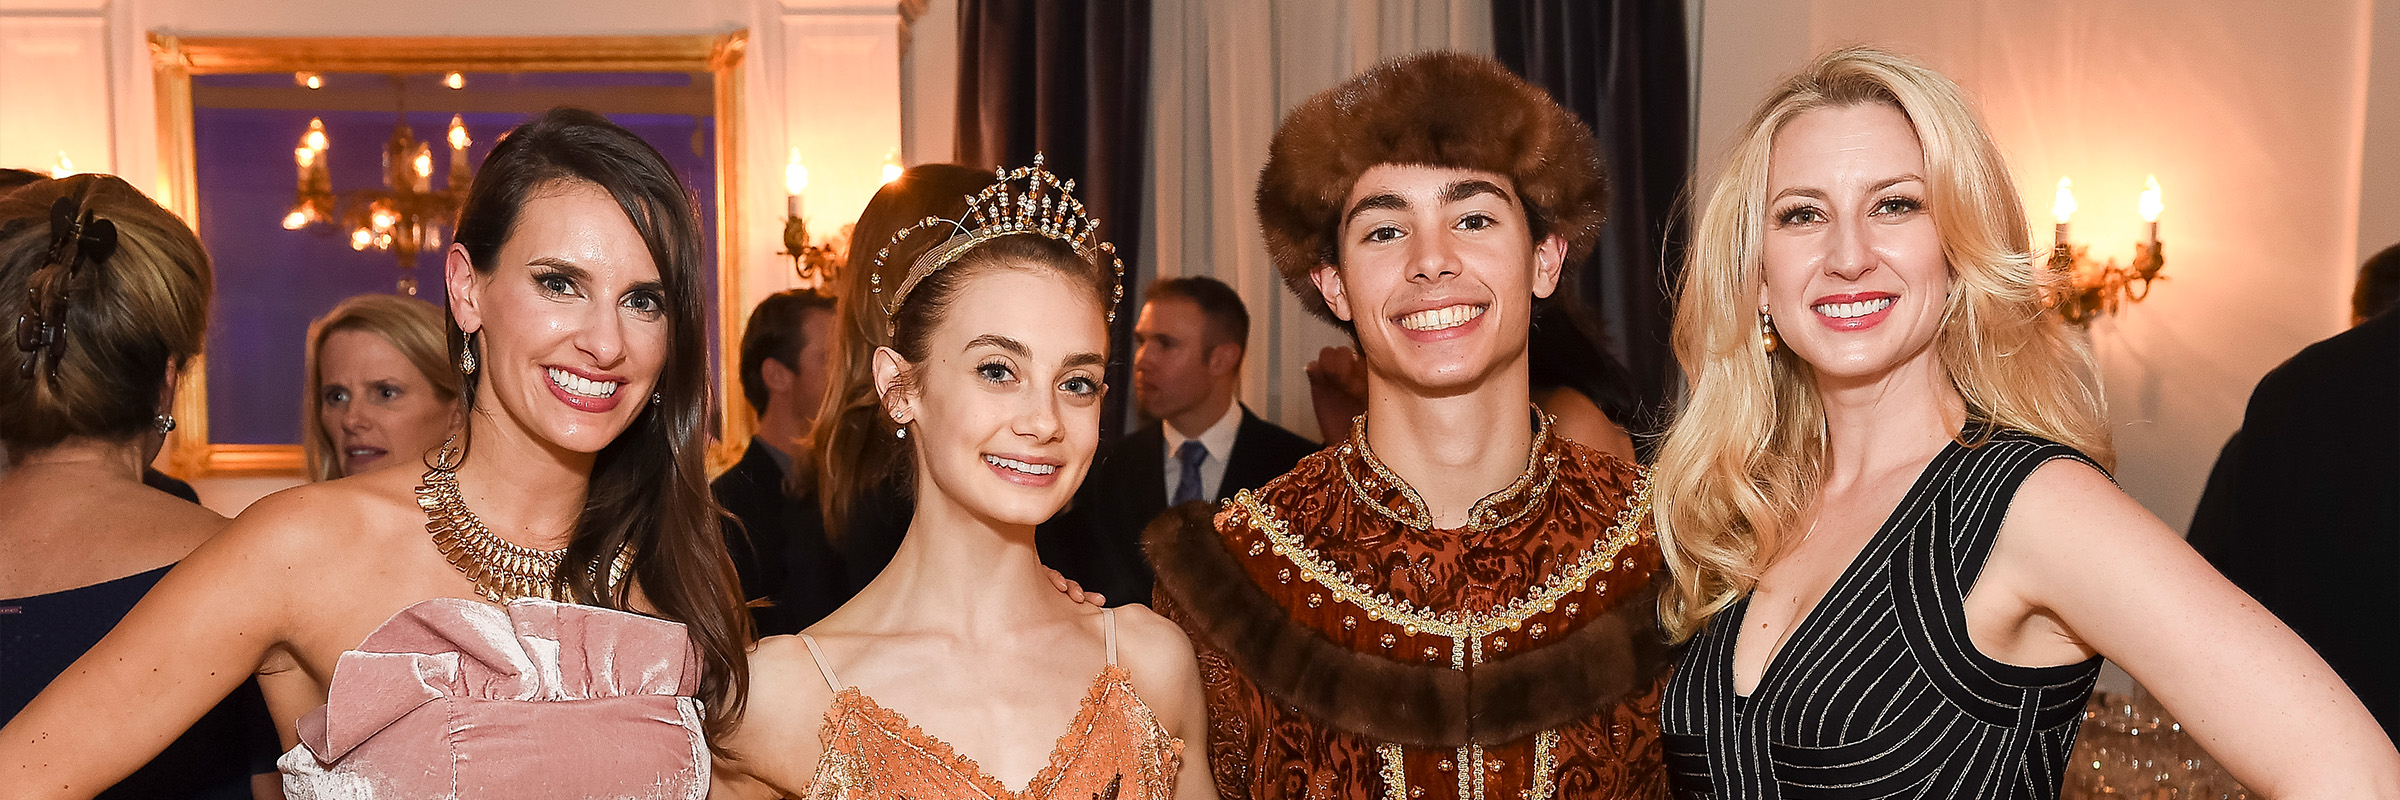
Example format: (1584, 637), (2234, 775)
(304, 118), (329, 154)
(882, 150), (904, 184)
(447, 115), (472, 189)
(2051, 177), (2077, 248)
(2138, 175), (2162, 245)
(785, 148), (808, 219)
(48, 152), (72, 179)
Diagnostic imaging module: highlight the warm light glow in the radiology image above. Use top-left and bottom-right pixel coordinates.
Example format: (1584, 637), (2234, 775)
(295, 146), (316, 168)
(371, 207), (397, 231)
(48, 152), (72, 178)
(351, 228), (374, 250)
(297, 71), (323, 90)
(447, 115), (471, 150)
(2051, 178), (2077, 224)
(443, 71), (465, 90)
(2139, 175), (2163, 223)
(785, 148), (809, 196)
(304, 118), (329, 153)
(881, 150), (904, 184)
(412, 148), (433, 179)
(283, 210), (310, 230)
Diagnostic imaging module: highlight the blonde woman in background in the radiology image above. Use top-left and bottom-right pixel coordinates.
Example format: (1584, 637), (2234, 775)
(301, 294), (461, 480)
(1651, 47), (2399, 797)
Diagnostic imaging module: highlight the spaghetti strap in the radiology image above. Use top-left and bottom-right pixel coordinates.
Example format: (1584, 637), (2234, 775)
(1102, 607), (1118, 666)
(796, 633), (843, 692)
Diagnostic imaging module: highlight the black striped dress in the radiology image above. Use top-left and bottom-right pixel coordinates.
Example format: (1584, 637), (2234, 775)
(1661, 429), (2105, 799)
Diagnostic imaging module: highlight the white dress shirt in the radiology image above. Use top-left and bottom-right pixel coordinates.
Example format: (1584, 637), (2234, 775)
(1161, 400), (1244, 504)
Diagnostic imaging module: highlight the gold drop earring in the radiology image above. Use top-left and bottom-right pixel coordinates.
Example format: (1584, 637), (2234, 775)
(1760, 307), (1779, 354)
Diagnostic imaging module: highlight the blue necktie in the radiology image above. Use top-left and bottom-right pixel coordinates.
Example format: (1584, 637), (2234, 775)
(1172, 440), (1208, 506)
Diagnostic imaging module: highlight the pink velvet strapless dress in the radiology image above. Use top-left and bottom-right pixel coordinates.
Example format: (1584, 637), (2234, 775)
(277, 597), (709, 799)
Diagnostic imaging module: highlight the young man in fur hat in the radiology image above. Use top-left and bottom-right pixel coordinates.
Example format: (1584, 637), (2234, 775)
(1146, 51), (1672, 799)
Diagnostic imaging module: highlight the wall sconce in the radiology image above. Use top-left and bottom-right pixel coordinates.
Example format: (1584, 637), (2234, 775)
(2048, 176), (2167, 324)
(781, 149), (842, 289)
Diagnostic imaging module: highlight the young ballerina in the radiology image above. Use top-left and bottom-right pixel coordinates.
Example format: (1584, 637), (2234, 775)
(711, 160), (1214, 800)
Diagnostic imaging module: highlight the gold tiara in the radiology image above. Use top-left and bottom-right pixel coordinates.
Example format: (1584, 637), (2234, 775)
(870, 153), (1124, 323)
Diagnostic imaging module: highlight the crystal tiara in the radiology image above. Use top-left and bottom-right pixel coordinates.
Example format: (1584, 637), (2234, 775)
(868, 153), (1125, 322)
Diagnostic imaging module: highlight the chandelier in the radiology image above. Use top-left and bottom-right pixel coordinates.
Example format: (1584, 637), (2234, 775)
(282, 77), (473, 296)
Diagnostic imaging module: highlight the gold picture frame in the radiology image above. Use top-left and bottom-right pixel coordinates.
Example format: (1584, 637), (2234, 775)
(149, 32), (751, 477)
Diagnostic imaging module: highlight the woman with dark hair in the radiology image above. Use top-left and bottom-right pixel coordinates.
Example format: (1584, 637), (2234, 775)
(807, 162), (993, 589)
(0, 174), (278, 799)
(0, 108), (748, 798)
(713, 160), (1211, 800)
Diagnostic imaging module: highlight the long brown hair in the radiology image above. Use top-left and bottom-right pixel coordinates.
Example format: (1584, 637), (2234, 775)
(447, 108), (751, 740)
(301, 293), (457, 481)
(1651, 47), (2111, 642)
(808, 163), (991, 536)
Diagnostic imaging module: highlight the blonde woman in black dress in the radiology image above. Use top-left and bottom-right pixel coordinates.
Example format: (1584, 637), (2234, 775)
(1652, 47), (2400, 798)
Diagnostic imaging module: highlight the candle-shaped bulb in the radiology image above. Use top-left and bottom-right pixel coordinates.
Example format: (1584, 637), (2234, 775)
(447, 115), (471, 151)
(295, 146), (316, 168)
(443, 71), (465, 90)
(785, 149), (809, 196)
(297, 71), (322, 90)
(350, 228), (374, 251)
(282, 209), (310, 230)
(882, 150), (904, 184)
(2139, 175), (2163, 223)
(411, 144), (433, 180)
(304, 118), (329, 153)
(2051, 178), (2077, 225)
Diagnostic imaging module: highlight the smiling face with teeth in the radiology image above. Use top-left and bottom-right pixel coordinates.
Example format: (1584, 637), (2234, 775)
(1759, 102), (1951, 386)
(877, 266), (1110, 529)
(1310, 164), (1565, 397)
(447, 181), (670, 456)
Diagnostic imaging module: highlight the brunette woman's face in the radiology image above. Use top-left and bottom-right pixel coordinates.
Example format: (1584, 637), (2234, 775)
(446, 180), (670, 455)
(1759, 103), (1950, 383)
(882, 267), (1107, 528)
(317, 328), (458, 476)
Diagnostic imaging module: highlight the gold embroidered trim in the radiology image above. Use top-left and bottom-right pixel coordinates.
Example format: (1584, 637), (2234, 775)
(1521, 730), (1559, 800)
(1338, 409), (1558, 532)
(1229, 477), (1652, 642)
(1378, 742), (1409, 800)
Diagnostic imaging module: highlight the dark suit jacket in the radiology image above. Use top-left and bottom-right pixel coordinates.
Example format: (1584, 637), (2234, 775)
(710, 438), (854, 636)
(1040, 405), (1319, 607)
(2189, 308), (2400, 738)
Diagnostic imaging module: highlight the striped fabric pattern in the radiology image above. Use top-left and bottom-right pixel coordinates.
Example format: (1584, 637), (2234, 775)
(1661, 429), (2105, 799)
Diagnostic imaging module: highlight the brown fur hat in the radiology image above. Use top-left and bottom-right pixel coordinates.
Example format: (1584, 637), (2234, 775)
(1256, 51), (1609, 326)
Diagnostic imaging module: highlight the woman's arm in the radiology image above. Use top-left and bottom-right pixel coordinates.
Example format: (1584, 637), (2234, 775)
(1982, 459), (2400, 798)
(0, 494), (319, 800)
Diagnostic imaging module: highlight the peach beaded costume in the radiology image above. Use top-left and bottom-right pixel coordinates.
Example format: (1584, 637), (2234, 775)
(797, 608), (1183, 800)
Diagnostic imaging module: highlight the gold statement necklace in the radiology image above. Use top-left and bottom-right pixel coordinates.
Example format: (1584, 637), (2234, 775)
(418, 465), (568, 603)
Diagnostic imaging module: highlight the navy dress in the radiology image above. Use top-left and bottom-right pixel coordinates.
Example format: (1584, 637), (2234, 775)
(1662, 429), (2105, 799)
(3, 565), (278, 799)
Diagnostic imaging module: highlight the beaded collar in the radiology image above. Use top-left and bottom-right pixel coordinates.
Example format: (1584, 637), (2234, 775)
(1335, 407), (1560, 533)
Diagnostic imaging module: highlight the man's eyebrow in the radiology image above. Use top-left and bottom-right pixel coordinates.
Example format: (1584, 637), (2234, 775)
(1344, 192), (1410, 225)
(1443, 180), (1514, 206)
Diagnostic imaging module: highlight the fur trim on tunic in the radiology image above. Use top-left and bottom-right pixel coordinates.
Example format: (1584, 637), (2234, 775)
(1145, 502), (1676, 747)
(1255, 50), (1610, 327)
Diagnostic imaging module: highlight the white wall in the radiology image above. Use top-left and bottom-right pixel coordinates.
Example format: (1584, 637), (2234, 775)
(1691, 0), (2375, 535)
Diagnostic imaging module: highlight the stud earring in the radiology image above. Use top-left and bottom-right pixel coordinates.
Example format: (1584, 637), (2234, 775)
(650, 392), (662, 405)
(1759, 308), (1779, 354)
(458, 333), (478, 375)
(153, 413), (175, 434)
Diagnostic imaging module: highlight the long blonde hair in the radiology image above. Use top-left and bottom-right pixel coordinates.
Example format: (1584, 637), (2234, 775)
(301, 293), (457, 481)
(1651, 46), (2113, 642)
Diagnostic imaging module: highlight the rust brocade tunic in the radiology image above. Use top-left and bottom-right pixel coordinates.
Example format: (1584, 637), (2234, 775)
(1148, 414), (1675, 800)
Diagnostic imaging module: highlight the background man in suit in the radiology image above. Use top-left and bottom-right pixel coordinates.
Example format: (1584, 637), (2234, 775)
(713, 289), (852, 635)
(2189, 247), (2400, 738)
(1042, 276), (1317, 607)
